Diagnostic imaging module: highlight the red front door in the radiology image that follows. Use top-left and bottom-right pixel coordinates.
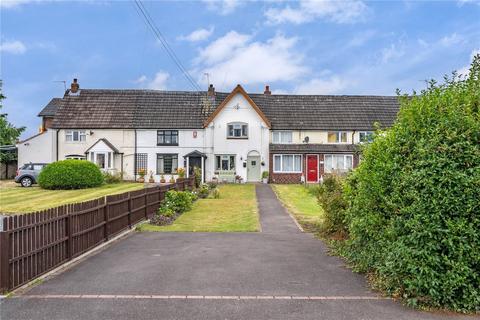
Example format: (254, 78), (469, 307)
(307, 155), (318, 182)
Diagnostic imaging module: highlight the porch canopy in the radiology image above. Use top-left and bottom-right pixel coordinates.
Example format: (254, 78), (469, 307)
(183, 150), (206, 182)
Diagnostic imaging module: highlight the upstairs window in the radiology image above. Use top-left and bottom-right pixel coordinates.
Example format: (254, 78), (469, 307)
(66, 130), (86, 142)
(272, 131), (293, 144)
(359, 131), (374, 143)
(227, 122), (248, 138)
(327, 131), (347, 143)
(157, 130), (178, 146)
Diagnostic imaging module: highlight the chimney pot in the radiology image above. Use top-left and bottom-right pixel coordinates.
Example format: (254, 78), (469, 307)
(70, 78), (80, 94)
(264, 85), (271, 95)
(207, 84), (215, 97)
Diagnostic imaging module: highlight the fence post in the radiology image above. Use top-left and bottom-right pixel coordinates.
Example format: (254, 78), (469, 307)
(0, 229), (10, 293)
(66, 207), (73, 261)
(128, 192), (132, 228)
(104, 198), (110, 241)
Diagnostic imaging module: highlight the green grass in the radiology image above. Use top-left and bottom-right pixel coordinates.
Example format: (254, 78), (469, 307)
(138, 184), (259, 232)
(0, 182), (144, 214)
(271, 184), (323, 231)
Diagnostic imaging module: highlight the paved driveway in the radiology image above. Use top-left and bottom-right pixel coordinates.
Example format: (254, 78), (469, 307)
(0, 185), (473, 319)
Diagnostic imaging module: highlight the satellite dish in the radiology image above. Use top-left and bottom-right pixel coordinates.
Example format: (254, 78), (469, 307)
(304, 136), (310, 143)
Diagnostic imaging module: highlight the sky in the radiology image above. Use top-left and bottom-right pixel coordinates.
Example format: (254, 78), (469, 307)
(1, 0), (479, 139)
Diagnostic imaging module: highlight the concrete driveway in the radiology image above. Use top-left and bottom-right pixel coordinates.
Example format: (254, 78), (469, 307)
(0, 185), (473, 319)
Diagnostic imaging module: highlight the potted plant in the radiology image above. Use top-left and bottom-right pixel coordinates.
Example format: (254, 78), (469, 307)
(138, 169), (146, 183)
(160, 174), (166, 183)
(177, 167), (186, 180)
(262, 171), (269, 184)
(169, 176), (175, 184)
(148, 170), (155, 183)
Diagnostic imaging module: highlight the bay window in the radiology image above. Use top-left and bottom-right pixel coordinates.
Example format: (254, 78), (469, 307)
(273, 154), (302, 173)
(324, 154), (353, 173)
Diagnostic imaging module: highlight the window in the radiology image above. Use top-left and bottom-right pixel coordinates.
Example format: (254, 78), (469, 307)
(157, 130), (178, 146)
(324, 155), (353, 173)
(273, 154), (302, 173)
(135, 153), (148, 175)
(327, 131), (347, 143)
(359, 131), (374, 143)
(227, 122), (248, 138)
(157, 154), (178, 174)
(65, 155), (86, 160)
(66, 130), (86, 142)
(215, 155), (235, 171)
(272, 131), (293, 144)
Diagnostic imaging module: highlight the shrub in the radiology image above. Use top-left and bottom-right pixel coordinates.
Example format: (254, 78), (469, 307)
(163, 190), (194, 213)
(317, 174), (348, 235)
(198, 184), (210, 199)
(193, 167), (202, 188)
(262, 171), (269, 179)
(103, 171), (122, 184)
(38, 160), (103, 189)
(342, 56), (480, 312)
(211, 187), (220, 199)
(207, 181), (217, 190)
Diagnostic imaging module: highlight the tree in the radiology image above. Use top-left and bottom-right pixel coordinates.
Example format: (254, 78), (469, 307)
(0, 81), (26, 163)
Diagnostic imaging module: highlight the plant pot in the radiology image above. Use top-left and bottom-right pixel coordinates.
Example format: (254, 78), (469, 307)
(262, 178), (268, 184)
(160, 179), (166, 183)
(138, 177), (145, 183)
(148, 178), (155, 183)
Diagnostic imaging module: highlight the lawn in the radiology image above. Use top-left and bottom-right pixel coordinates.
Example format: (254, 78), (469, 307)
(271, 184), (323, 231)
(0, 182), (144, 214)
(138, 184), (259, 232)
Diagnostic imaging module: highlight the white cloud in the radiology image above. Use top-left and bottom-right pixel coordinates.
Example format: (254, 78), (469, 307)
(0, 0), (32, 8)
(265, 0), (369, 25)
(195, 32), (307, 89)
(134, 72), (169, 89)
(202, 0), (242, 15)
(0, 40), (27, 54)
(380, 43), (405, 64)
(295, 75), (349, 95)
(440, 33), (464, 46)
(457, 48), (480, 76)
(178, 27), (214, 42)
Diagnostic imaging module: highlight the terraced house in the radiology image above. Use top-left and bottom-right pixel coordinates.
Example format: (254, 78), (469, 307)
(17, 79), (399, 183)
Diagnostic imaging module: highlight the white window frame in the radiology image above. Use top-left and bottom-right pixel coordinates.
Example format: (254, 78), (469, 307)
(87, 151), (113, 169)
(65, 130), (86, 142)
(327, 131), (348, 144)
(272, 131), (293, 144)
(65, 155), (86, 160)
(215, 154), (236, 171)
(359, 131), (374, 143)
(273, 154), (302, 173)
(324, 154), (353, 173)
(227, 122), (248, 139)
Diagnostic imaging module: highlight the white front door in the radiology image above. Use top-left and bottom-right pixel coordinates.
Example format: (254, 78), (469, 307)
(247, 156), (261, 182)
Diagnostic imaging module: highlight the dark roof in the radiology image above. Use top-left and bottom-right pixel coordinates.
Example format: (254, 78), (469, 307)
(84, 138), (121, 154)
(50, 88), (399, 130)
(184, 150), (207, 158)
(250, 94), (399, 130)
(270, 143), (359, 154)
(38, 98), (62, 117)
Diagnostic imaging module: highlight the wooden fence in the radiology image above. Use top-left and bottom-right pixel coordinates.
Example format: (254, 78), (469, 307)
(0, 177), (194, 292)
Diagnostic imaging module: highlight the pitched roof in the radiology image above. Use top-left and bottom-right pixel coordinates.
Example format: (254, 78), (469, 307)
(270, 143), (359, 154)
(84, 138), (121, 154)
(38, 98), (62, 117)
(203, 85), (271, 128)
(50, 88), (399, 130)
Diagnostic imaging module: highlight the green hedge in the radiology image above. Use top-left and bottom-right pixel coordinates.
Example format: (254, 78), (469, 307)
(38, 160), (104, 189)
(341, 56), (480, 312)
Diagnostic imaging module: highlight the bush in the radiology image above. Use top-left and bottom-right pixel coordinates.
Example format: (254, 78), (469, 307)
(317, 174), (348, 235)
(162, 190), (194, 214)
(198, 184), (210, 198)
(103, 171), (122, 184)
(211, 187), (220, 199)
(38, 160), (103, 189)
(342, 56), (480, 312)
(193, 167), (202, 188)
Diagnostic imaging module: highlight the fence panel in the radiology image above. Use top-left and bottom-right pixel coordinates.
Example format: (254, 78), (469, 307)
(0, 178), (195, 292)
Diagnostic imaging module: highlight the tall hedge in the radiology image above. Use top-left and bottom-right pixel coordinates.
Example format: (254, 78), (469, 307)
(38, 160), (104, 189)
(343, 56), (480, 312)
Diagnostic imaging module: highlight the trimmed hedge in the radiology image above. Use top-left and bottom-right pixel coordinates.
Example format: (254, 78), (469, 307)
(341, 56), (480, 312)
(38, 160), (104, 189)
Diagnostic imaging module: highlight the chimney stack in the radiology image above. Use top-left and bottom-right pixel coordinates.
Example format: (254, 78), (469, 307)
(207, 84), (215, 97)
(264, 85), (271, 95)
(70, 78), (79, 93)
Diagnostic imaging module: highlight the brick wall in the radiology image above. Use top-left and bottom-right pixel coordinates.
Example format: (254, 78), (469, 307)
(268, 153), (302, 184)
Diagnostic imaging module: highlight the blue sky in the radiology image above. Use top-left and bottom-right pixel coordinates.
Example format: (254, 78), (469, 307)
(1, 0), (479, 138)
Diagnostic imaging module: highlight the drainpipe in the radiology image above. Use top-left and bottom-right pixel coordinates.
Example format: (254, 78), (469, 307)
(55, 129), (59, 161)
(134, 129), (137, 182)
